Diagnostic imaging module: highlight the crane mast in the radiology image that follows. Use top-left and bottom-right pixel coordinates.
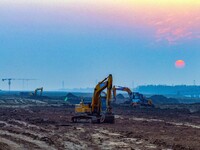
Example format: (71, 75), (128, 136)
(2, 78), (36, 91)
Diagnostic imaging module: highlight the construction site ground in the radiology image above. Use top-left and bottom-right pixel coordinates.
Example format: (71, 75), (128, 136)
(0, 96), (200, 150)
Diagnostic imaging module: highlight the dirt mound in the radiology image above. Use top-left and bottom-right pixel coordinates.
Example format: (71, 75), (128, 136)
(150, 95), (179, 104)
(116, 94), (125, 99)
(65, 93), (80, 104)
(66, 93), (78, 99)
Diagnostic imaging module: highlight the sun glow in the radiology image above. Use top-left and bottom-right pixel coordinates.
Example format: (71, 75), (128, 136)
(175, 60), (186, 68)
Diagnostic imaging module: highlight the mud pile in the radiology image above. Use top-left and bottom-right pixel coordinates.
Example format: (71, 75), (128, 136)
(115, 94), (131, 104)
(116, 94), (125, 99)
(150, 95), (179, 104)
(65, 93), (81, 104)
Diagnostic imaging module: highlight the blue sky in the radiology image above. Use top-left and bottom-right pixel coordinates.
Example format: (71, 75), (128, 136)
(0, 1), (200, 90)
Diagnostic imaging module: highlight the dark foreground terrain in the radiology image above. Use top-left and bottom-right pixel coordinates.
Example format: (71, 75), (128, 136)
(0, 96), (200, 150)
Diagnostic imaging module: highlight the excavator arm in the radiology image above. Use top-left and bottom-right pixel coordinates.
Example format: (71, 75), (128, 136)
(113, 86), (133, 102)
(91, 74), (112, 114)
(34, 87), (43, 96)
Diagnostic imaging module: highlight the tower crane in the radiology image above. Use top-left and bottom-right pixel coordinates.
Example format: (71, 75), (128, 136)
(2, 78), (36, 91)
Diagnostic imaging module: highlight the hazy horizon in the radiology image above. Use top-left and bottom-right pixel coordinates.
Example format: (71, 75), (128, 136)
(1, 83), (200, 92)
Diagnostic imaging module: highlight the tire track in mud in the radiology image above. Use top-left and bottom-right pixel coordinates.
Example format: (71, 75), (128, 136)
(0, 137), (23, 150)
(63, 125), (158, 150)
(115, 115), (200, 149)
(91, 128), (158, 150)
(0, 130), (55, 150)
(116, 115), (200, 129)
(0, 120), (56, 150)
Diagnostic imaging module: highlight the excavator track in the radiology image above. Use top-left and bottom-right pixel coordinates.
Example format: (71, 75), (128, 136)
(71, 115), (92, 123)
(71, 114), (115, 124)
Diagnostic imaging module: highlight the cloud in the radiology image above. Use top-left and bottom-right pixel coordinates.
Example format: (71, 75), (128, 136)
(1, 0), (199, 45)
(145, 8), (200, 45)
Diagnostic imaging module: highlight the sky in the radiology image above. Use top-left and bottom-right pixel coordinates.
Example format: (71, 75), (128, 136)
(0, 0), (200, 91)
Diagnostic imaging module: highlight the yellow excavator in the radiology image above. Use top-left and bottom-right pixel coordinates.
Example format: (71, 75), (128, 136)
(113, 86), (153, 107)
(71, 74), (114, 123)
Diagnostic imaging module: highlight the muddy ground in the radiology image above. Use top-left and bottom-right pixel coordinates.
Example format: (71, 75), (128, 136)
(0, 96), (200, 150)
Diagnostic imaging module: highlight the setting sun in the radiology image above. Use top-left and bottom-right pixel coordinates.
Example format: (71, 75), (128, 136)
(175, 60), (185, 68)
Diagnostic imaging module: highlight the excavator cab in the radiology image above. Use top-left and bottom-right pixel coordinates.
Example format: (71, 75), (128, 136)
(132, 92), (154, 107)
(132, 92), (140, 105)
(75, 99), (91, 114)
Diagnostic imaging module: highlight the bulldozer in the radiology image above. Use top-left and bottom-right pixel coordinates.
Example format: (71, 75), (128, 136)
(71, 74), (114, 123)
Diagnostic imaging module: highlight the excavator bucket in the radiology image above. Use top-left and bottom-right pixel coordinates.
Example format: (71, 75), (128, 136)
(104, 114), (115, 123)
(100, 113), (115, 124)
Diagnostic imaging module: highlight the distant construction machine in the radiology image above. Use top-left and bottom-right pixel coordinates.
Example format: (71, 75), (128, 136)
(113, 86), (154, 107)
(71, 74), (114, 123)
(33, 87), (43, 96)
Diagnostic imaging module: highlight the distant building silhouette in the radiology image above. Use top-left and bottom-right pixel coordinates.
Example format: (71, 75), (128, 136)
(136, 85), (200, 97)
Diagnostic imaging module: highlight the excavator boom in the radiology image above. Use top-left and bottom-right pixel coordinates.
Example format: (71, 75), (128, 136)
(113, 86), (133, 102)
(91, 74), (112, 114)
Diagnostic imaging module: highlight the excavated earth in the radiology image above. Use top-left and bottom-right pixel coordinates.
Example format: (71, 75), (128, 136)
(0, 96), (200, 150)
